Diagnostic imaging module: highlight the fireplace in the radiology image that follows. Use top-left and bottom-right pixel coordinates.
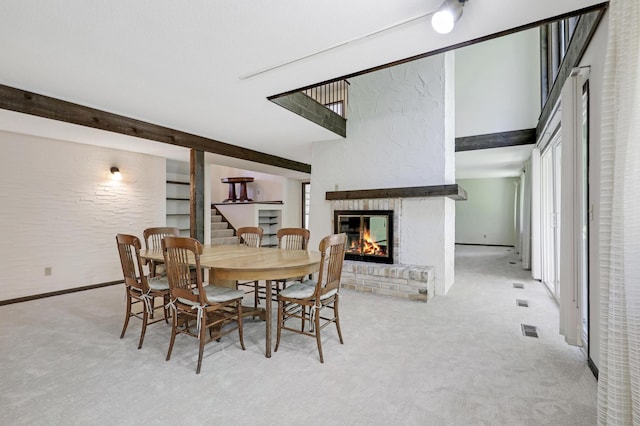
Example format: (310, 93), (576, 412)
(334, 210), (393, 264)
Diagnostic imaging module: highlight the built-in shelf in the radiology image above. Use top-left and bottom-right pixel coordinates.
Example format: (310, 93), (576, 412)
(258, 209), (282, 248)
(166, 179), (190, 236)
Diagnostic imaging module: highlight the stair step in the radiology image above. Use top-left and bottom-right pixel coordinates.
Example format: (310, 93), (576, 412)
(211, 214), (223, 223)
(211, 222), (229, 230)
(211, 229), (235, 238)
(210, 236), (239, 246)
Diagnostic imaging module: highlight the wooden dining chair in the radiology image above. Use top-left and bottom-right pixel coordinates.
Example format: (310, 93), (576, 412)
(162, 236), (245, 374)
(275, 233), (347, 363)
(236, 226), (263, 308)
(143, 227), (180, 277)
(116, 233), (170, 349)
(266, 228), (311, 299)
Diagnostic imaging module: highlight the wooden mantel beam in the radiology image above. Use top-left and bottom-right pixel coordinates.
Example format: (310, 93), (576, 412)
(0, 84), (311, 174)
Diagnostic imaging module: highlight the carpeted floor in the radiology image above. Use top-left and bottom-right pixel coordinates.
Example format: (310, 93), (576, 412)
(0, 245), (596, 425)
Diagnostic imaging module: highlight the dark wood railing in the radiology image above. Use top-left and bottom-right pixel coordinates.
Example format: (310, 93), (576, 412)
(302, 80), (349, 118)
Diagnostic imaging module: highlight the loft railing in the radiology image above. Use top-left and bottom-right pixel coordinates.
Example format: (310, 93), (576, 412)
(301, 80), (349, 118)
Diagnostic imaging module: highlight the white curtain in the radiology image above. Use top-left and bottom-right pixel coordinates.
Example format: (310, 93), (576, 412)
(598, 0), (640, 424)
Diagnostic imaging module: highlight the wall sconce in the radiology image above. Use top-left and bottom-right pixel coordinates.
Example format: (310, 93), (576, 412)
(432, 0), (468, 34)
(110, 166), (122, 180)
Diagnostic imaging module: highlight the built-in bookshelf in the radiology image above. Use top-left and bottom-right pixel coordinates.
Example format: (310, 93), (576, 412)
(166, 180), (190, 237)
(258, 209), (282, 247)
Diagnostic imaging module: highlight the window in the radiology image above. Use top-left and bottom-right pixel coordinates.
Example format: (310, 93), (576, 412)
(302, 182), (311, 228)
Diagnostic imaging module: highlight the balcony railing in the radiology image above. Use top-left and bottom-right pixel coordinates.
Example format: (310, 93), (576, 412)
(301, 80), (349, 118)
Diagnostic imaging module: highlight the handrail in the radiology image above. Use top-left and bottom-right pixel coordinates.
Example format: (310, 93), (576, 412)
(301, 80), (349, 118)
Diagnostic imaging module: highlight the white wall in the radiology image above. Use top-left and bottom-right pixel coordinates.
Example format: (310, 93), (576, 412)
(455, 28), (540, 137)
(310, 53), (456, 294)
(210, 165), (284, 203)
(456, 177), (519, 246)
(210, 164), (303, 230)
(0, 131), (165, 301)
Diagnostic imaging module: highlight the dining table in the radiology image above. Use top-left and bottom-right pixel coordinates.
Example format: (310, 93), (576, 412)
(140, 243), (321, 358)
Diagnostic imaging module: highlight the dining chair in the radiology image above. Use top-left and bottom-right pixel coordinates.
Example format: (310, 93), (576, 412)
(116, 233), (170, 349)
(142, 227), (180, 277)
(235, 226), (263, 308)
(266, 228), (310, 300)
(162, 236), (245, 374)
(275, 233), (347, 363)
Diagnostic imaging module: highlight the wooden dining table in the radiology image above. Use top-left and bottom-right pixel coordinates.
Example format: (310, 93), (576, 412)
(140, 244), (321, 358)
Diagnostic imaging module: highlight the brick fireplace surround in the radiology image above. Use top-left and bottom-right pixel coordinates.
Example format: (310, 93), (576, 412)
(327, 185), (466, 302)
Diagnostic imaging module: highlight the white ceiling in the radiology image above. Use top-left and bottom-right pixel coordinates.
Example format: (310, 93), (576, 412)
(0, 0), (601, 177)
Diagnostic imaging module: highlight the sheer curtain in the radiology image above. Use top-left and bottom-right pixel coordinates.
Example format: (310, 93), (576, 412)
(597, 0), (640, 424)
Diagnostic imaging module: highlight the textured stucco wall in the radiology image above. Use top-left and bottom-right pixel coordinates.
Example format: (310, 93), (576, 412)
(0, 130), (165, 300)
(310, 53), (456, 294)
(455, 28), (540, 137)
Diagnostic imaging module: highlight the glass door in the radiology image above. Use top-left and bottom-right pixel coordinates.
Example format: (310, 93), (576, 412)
(541, 130), (562, 299)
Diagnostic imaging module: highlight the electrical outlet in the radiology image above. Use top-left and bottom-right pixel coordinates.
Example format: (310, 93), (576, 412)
(44, 266), (52, 276)
(334, 184), (339, 191)
(483, 234), (487, 238)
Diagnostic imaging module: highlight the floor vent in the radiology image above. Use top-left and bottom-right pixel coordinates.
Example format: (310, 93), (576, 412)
(516, 299), (529, 307)
(513, 283), (525, 289)
(521, 324), (539, 338)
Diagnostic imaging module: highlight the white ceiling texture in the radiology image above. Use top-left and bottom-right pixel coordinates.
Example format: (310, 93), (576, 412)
(0, 1), (603, 179)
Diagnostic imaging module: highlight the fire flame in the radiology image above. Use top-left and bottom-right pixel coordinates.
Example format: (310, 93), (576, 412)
(348, 227), (386, 256)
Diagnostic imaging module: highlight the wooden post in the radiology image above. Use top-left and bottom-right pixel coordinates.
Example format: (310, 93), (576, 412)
(190, 149), (205, 243)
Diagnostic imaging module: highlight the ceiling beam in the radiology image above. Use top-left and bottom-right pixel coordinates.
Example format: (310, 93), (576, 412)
(0, 84), (311, 174)
(455, 129), (536, 152)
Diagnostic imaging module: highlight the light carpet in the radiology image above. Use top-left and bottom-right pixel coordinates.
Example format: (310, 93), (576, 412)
(0, 245), (596, 425)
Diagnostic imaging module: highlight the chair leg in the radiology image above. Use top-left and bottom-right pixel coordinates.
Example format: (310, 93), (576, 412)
(120, 291), (132, 339)
(275, 300), (283, 352)
(149, 296), (155, 319)
(237, 302), (245, 350)
(166, 312), (178, 362)
(314, 308), (324, 363)
(334, 296), (344, 344)
(138, 305), (149, 350)
(301, 304), (306, 332)
(254, 281), (259, 308)
(196, 314), (207, 374)
(163, 294), (170, 324)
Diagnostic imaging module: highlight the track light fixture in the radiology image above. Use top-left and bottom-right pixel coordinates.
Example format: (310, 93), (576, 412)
(431, 0), (468, 34)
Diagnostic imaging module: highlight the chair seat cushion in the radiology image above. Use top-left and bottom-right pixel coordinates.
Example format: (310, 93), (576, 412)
(279, 282), (315, 299)
(148, 276), (169, 291)
(199, 285), (245, 303)
(280, 281), (338, 300)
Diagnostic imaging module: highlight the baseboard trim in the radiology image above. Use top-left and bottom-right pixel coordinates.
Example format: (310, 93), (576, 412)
(588, 358), (599, 379)
(455, 243), (514, 248)
(0, 280), (123, 306)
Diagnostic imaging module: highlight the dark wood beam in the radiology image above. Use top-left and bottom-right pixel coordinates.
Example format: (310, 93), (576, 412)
(0, 84), (311, 174)
(269, 92), (346, 138)
(536, 7), (607, 138)
(455, 129), (536, 152)
(190, 149), (205, 243)
(270, 3), (609, 99)
(326, 184), (467, 201)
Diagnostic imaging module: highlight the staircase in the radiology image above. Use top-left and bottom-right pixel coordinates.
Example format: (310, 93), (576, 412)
(211, 208), (237, 245)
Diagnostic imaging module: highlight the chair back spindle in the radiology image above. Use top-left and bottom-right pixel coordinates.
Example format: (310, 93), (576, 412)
(237, 227), (263, 247)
